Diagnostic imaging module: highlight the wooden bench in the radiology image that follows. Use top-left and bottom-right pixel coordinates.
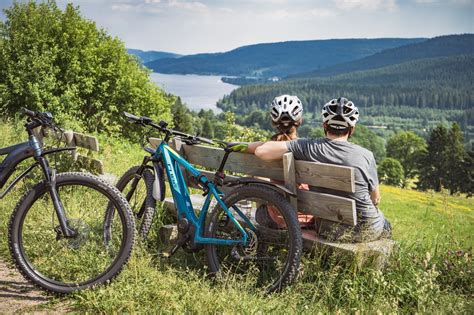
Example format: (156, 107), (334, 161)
(152, 138), (396, 267)
(33, 127), (104, 174)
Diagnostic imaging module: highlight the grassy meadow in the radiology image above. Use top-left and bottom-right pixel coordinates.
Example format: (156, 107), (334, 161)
(0, 119), (472, 313)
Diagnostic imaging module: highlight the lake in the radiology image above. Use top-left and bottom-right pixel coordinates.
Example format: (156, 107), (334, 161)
(150, 73), (238, 112)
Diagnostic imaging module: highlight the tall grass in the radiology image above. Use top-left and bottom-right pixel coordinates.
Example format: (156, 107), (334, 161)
(0, 119), (472, 313)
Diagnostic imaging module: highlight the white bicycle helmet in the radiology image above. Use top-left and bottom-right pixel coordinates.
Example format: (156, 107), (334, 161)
(270, 95), (303, 127)
(321, 97), (359, 129)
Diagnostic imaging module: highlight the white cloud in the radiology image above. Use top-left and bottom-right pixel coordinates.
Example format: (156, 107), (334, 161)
(263, 8), (336, 19)
(167, 0), (208, 12)
(111, 4), (140, 12)
(111, 0), (207, 14)
(415, 0), (473, 4)
(333, 0), (398, 11)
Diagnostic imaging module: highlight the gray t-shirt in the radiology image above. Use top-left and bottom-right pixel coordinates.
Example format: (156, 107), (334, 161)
(287, 138), (385, 234)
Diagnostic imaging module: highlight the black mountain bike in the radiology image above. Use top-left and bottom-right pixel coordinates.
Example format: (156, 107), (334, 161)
(114, 113), (302, 292)
(0, 109), (135, 294)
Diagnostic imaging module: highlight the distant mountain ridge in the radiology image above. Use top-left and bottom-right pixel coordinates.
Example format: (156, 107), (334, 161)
(127, 49), (181, 63)
(218, 54), (474, 116)
(144, 38), (426, 77)
(293, 34), (474, 78)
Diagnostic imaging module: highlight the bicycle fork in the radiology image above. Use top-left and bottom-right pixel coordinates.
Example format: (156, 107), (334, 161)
(38, 156), (76, 238)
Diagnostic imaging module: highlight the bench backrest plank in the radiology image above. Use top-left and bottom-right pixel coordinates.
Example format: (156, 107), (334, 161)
(295, 161), (355, 193)
(182, 144), (285, 181)
(33, 126), (104, 174)
(73, 133), (100, 152)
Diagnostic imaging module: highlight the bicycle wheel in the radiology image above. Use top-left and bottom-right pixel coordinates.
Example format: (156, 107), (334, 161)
(8, 172), (135, 294)
(115, 166), (156, 238)
(206, 185), (302, 293)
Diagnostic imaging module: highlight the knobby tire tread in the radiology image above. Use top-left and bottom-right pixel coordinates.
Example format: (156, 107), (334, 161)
(115, 166), (156, 238)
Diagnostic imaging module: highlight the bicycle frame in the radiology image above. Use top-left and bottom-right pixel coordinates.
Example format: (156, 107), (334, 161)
(155, 141), (256, 246)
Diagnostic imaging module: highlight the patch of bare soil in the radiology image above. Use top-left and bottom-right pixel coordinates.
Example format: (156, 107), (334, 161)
(0, 260), (68, 314)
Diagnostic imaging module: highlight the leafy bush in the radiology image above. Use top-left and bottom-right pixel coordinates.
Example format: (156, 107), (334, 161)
(0, 1), (172, 139)
(379, 158), (405, 187)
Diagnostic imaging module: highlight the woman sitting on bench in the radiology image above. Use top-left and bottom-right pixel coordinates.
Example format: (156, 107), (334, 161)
(250, 94), (314, 229)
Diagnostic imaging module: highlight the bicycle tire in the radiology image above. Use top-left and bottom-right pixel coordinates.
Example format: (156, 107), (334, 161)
(8, 172), (135, 294)
(205, 184), (302, 293)
(115, 165), (156, 238)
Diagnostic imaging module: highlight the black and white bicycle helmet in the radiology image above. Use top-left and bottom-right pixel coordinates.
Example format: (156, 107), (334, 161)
(270, 95), (303, 127)
(321, 97), (359, 129)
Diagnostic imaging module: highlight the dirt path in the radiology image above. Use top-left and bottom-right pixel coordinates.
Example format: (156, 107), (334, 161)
(0, 260), (68, 313)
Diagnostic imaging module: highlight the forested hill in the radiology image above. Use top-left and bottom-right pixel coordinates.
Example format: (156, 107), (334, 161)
(144, 38), (425, 77)
(127, 49), (181, 63)
(219, 54), (474, 114)
(294, 34), (474, 78)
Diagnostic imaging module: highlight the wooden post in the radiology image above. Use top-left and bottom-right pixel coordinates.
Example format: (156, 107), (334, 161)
(283, 152), (298, 210)
(62, 130), (77, 160)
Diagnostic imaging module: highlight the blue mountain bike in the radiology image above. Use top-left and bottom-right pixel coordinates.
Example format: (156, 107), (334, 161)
(116, 112), (302, 292)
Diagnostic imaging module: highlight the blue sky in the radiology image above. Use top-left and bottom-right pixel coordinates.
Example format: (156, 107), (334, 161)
(0, 0), (473, 54)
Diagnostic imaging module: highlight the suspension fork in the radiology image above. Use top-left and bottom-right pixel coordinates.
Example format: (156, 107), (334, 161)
(126, 156), (152, 202)
(38, 156), (76, 238)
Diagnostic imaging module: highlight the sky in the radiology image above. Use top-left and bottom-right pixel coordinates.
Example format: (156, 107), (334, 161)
(0, 0), (473, 54)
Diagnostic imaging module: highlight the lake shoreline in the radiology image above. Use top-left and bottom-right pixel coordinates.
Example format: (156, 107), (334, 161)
(150, 73), (239, 113)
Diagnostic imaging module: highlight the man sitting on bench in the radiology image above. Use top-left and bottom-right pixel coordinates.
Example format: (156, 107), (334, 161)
(247, 97), (391, 242)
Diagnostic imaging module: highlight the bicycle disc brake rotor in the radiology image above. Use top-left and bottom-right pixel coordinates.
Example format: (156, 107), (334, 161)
(65, 219), (90, 249)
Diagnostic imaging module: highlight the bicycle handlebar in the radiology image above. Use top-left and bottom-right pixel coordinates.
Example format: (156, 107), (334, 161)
(124, 112), (214, 145)
(22, 108), (59, 131)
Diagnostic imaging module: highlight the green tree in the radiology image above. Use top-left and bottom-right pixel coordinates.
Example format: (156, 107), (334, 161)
(378, 158), (405, 187)
(201, 118), (214, 138)
(351, 125), (386, 161)
(386, 131), (427, 184)
(447, 123), (470, 194)
(171, 97), (193, 133)
(0, 1), (172, 137)
(417, 123), (469, 194)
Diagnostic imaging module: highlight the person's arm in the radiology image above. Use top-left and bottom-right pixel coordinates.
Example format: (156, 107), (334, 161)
(246, 141), (264, 154)
(371, 185), (381, 207)
(254, 141), (289, 161)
